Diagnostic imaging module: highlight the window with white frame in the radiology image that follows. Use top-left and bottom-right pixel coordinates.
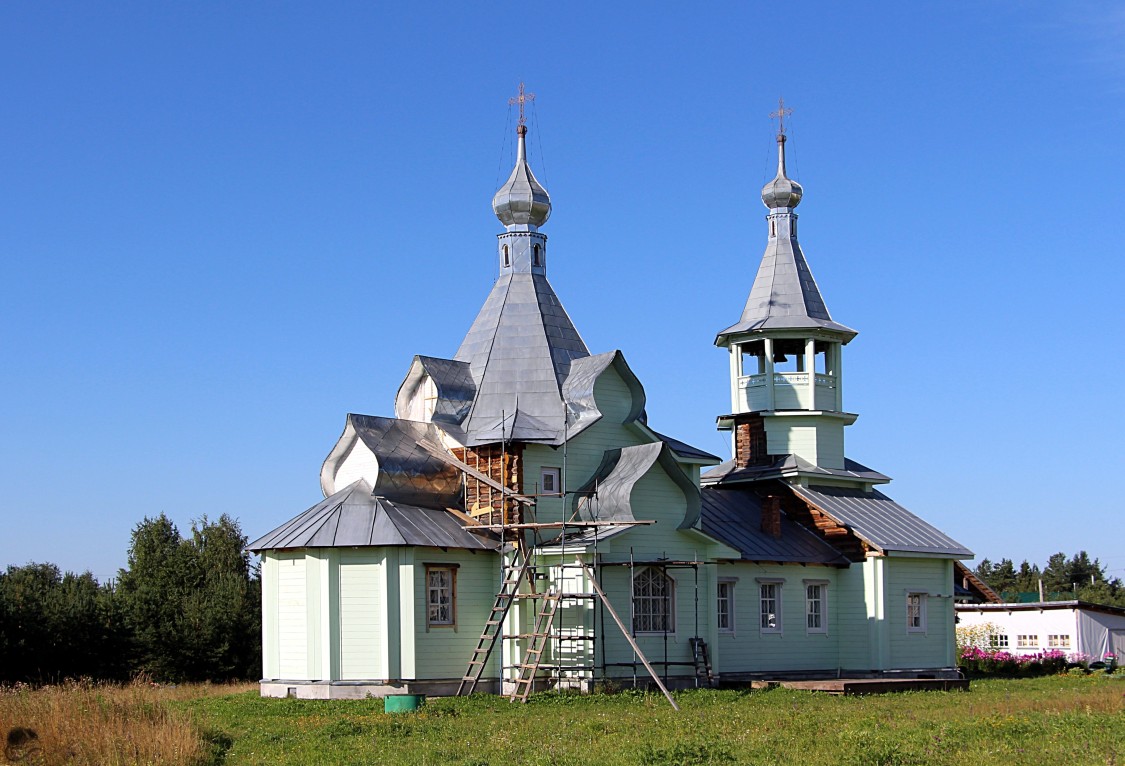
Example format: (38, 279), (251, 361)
(426, 566), (456, 627)
(906, 592), (927, 633)
(989, 633), (1009, 649)
(717, 580), (736, 633)
(805, 581), (827, 633)
(1048, 634), (1071, 649)
(758, 580), (783, 633)
(540, 467), (561, 496)
(633, 567), (675, 634)
(1016, 634), (1038, 648)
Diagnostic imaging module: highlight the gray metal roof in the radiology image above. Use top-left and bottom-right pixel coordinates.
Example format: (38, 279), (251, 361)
(247, 480), (498, 552)
(560, 351), (646, 439)
(572, 442), (701, 529)
(699, 486), (849, 565)
(453, 271), (589, 446)
(321, 415), (463, 508)
(716, 132), (856, 345)
(702, 454), (890, 485)
(647, 428), (721, 463)
(395, 356), (475, 428)
(790, 484), (972, 558)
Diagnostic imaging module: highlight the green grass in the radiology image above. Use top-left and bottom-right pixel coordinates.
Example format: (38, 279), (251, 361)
(176, 676), (1125, 766)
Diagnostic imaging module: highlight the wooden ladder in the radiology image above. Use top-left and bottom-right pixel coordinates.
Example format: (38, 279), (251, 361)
(509, 592), (561, 703)
(689, 637), (716, 688)
(456, 555), (532, 696)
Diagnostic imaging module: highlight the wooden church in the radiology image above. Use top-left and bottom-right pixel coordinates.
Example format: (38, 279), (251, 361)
(248, 100), (972, 700)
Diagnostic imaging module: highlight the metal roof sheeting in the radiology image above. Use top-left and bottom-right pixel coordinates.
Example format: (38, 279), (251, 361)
(790, 484), (972, 557)
(700, 487), (849, 565)
(247, 480), (497, 553)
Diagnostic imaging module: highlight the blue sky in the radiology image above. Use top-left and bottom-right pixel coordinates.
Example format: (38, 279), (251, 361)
(2, 2), (1123, 583)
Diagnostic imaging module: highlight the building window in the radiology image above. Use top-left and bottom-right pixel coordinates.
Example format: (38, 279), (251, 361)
(805, 581), (827, 633)
(989, 633), (1009, 649)
(759, 581), (782, 633)
(717, 580), (736, 633)
(906, 593), (927, 633)
(1048, 634), (1071, 649)
(502, 245), (510, 267)
(426, 566), (456, 627)
(1016, 634), (1039, 649)
(633, 567), (675, 634)
(540, 467), (561, 496)
(770, 220), (776, 237)
(532, 243), (541, 266)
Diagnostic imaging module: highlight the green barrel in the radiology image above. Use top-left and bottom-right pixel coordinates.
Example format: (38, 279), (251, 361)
(384, 694), (426, 713)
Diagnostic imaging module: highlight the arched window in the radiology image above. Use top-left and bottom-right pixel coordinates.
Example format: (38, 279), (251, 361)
(532, 243), (541, 266)
(633, 567), (675, 634)
(502, 245), (510, 267)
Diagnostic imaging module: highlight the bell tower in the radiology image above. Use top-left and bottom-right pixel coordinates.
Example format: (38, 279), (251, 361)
(716, 104), (858, 472)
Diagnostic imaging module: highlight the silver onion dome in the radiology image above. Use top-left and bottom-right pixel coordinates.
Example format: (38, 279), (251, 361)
(492, 125), (551, 228)
(761, 133), (803, 209)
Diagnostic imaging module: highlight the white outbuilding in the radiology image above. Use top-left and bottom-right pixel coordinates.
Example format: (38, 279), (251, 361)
(955, 601), (1125, 660)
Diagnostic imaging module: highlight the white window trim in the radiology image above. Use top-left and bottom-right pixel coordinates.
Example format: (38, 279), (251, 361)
(906, 591), (927, 634)
(540, 467), (562, 497)
(717, 578), (737, 635)
(803, 578), (828, 635)
(756, 577), (784, 635)
(633, 567), (676, 636)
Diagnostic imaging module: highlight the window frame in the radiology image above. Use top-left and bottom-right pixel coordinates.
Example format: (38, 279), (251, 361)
(989, 633), (1010, 649)
(756, 578), (784, 634)
(1048, 634), (1070, 649)
(632, 567), (676, 635)
(1016, 634), (1039, 649)
(540, 467), (562, 497)
(717, 578), (737, 634)
(906, 592), (927, 634)
(804, 579), (828, 635)
(425, 564), (457, 629)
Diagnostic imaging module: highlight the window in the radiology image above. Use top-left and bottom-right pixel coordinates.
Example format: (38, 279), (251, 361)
(532, 243), (541, 266)
(906, 593), (927, 633)
(502, 245), (510, 267)
(989, 634), (1009, 649)
(1048, 634), (1071, 649)
(805, 581), (827, 633)
(717, 580), (736, 633)
(759, 580), (783, 633)
(770, 219), (776, 237)
(1016, 634), (1039, 649)
(426, 566), (456, 627)
(633, 567), (675, 634)
(540, 467), (561, 496)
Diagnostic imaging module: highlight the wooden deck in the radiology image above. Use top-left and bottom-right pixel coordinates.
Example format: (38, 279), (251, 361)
(747, 678), (969, 695)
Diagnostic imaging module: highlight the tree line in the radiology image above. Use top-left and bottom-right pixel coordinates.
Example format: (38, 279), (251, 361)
(0, 514), (260, 684)
(974, 551), (1125, 607)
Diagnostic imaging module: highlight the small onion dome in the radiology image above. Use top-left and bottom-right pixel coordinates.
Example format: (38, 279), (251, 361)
(761, 134), (803, 209)
(492, 125), (551, 228)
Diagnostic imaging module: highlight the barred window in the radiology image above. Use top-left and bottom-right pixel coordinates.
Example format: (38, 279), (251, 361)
(426, 566), (455, 627)
(633, 567), (675, 634)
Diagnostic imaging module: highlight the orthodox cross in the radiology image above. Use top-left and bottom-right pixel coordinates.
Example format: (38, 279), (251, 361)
(509, 82), (535, 129)
(770, 97), (793, 137)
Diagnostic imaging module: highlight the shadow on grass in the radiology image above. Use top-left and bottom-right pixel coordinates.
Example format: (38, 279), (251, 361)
(198, 728), (234, 766)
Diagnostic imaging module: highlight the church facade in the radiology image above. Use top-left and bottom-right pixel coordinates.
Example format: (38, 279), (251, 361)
(248, 111), (971, 699)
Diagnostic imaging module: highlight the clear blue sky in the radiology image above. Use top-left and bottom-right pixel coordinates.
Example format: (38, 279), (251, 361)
(2, 2), (1123, 583)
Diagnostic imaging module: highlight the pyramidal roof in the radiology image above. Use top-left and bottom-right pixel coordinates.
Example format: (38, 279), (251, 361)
(451, 122), (590, 445)
(717, 132), (856, 343)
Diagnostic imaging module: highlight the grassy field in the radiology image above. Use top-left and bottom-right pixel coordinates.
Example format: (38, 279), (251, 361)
(3, 676), (1123, 765)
